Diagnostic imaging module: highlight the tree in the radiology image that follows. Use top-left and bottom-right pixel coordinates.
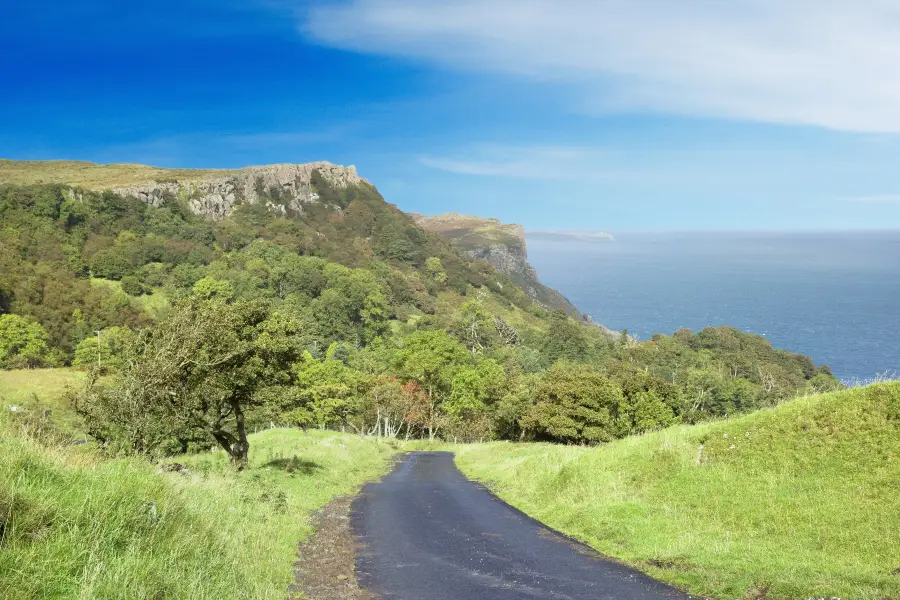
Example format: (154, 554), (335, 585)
(627, 390), (677, 433)
(72, 326), (133, 372)
(120, 275), (145, 296)
(192, 276), (236, 301)
(292, 354), (368, 429)
(75, 299), (302, 467)
(0, 314), (54, 369)
(391, 330), (471, 440)
(452, 298), (495, 353)
(522, 363), (624, 444)
(543, 311), (590, 362)
(424, 257), (447, 283)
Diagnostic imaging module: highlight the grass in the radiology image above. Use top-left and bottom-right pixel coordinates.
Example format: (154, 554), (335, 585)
(0, 159), (232, 189)
(454, 383), (900, 600)
(0, 368), (86, 435)
(0, 419), (396, 600)
(90, 278), (171, 318)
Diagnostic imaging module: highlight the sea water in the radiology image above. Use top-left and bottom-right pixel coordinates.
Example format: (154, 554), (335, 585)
(526, 231), (900, 382)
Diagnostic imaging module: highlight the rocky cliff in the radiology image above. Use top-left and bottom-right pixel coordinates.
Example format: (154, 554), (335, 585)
(410, 212), (580, 314)
(110, 162), (365, 220)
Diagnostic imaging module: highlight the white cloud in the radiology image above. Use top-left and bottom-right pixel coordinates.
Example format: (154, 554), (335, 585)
(418, 145), (614, 181)
(845, 194), (900, 203)
(302, 0), (900, 133)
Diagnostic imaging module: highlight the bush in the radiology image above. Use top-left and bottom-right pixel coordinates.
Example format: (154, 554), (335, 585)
(0, 315), (54, 369)
(120, 276), (145, 296)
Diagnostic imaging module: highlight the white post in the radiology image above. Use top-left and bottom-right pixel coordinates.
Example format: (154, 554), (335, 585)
(95, 330), (102, 370)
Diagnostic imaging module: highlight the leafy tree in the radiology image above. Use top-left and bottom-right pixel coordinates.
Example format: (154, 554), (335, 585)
(291, 354), (369, 428)
(452, 298), (496, 353)
(0, 314), (54, 369)
(424, 257), (447, 283)
(120, 275), (145, 296)
(72, 326), (133, 372)
(192, 276), (235, 301)
(543, 311), (590, 363)
(626, 390), (677, 434)
(75, 299), (302, 467)
(522, 363), (624, 444)
(391, 330), (471, 439)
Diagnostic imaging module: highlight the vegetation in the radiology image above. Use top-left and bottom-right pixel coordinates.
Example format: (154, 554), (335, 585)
(0, 163), (888, 599)
(455, 382), (900, 600)
(0, 409), (394, 600)
(0, 176), (841, 461)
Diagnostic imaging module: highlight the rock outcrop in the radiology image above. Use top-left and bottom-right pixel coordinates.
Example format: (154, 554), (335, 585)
(111, 162), (365, 220)
(411, 212), (580, 315)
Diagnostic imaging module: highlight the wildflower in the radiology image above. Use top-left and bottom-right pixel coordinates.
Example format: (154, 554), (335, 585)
(729, 444), (736, 450)
(723, 433), (728, 439)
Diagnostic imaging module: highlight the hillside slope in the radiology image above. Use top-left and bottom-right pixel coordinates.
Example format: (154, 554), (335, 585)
(0, 413), (394, 600)
(411, 212), (581, 314)
(455, 382), (900, 599)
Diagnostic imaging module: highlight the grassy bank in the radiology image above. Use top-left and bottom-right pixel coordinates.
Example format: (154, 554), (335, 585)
(0, 419), (395, 600)
(455, 383), (900, 599)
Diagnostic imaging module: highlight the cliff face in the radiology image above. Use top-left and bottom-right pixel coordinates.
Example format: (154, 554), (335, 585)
(411, 212), (579, 314)
(111, 162), (364, 220)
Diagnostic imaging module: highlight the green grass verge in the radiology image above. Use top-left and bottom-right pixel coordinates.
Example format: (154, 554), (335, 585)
(454, 383), (900, 599)
(0, 422), (396, 600)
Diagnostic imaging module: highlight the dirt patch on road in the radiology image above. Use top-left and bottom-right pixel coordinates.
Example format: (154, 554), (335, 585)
(286, 494), (374, 600)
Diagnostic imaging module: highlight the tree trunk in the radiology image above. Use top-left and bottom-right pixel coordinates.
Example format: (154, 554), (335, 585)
(229, 398), (250, 470)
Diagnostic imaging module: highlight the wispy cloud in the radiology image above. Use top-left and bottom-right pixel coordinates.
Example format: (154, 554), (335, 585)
(419, 145), (615, 181)
(844, 194), (900, 203)
(303, 0), (900, 133)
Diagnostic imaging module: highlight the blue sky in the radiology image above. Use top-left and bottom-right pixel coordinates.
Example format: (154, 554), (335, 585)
(3, 1), (900, 230)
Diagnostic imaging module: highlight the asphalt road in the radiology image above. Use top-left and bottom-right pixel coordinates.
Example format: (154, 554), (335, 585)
(351, 452), (694, 600)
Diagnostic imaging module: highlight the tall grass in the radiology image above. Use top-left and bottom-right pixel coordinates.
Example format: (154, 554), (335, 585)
(455, 383), (900, 599)
(0, 418), (395, 600)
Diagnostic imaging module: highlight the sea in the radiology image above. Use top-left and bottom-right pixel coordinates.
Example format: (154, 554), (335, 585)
(525, 231), (900, 383)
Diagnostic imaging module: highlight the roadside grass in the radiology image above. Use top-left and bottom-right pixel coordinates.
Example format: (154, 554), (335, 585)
(455, 383), (900, 600)
(0, 368), (86, 435)
(0, 420), (396, 600)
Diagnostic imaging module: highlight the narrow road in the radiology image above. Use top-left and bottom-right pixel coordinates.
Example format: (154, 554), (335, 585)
(351, 452), (694, 600)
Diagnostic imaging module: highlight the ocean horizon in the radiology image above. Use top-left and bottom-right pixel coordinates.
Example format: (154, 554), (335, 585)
(526, 229), (900, 383)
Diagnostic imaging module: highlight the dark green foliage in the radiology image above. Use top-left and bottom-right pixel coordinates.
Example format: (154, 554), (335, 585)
(522, 363), (625, 444)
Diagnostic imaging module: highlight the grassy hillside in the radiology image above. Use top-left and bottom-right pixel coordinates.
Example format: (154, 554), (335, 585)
(0, 417), (394, 600)
(0, 159), (231, 189)
(455, 383), (900, 600)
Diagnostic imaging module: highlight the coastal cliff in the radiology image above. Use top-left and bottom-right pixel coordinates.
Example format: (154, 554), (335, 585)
(110, 162), (365, 220)
(410, 212), (581, 315)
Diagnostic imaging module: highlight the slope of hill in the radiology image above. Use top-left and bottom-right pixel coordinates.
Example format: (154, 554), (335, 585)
(0, 406), (394, 600)
(454, 382), (900, 599)
(411, 212), (581, 314)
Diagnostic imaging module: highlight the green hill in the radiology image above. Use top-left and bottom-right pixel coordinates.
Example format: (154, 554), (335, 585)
(455, 382), (900, 599)
(0, 410), (393, 600)
(411, 212), (584, 315)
